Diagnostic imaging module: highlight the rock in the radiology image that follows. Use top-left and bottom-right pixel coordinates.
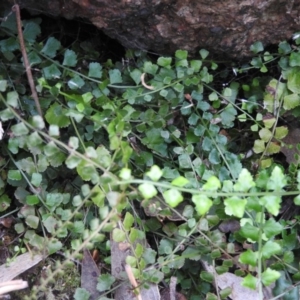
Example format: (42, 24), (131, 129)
(1, 0), (300, 57)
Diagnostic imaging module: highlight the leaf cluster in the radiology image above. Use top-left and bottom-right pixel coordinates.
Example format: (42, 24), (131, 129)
(2, 12), (300, 299)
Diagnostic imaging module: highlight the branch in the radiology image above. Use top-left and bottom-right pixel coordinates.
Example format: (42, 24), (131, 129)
(12, 4), (43, 119)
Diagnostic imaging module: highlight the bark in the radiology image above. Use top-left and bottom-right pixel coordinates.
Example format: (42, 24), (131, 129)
(1, 0), (300, 57)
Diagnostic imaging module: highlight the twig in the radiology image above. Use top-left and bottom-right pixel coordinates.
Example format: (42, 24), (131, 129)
(141, 73), (154, 90)
(0, 280), (28, 295)
(169, 276), (177, 300)
(124, 264), (142, 300)
(12, 4), (43, 118)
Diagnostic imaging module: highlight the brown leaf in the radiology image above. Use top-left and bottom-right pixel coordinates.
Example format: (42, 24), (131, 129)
(0, 217), (14, 228)
(219, 219), (240, 233)
(111, 223), (160, 300)
(0, 252), (44, 283)
(81, 248), (101, 300)
(281, 128), (300, 164)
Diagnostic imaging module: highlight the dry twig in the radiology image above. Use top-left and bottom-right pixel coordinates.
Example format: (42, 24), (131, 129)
(12, 4), (43, 118)
(0, 280), (28, 295)
(124, 264), (142, 300)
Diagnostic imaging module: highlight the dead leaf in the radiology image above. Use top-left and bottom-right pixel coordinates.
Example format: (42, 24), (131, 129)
(0, 217), (14, 228)
(81, 249), (101, 300)
(202, 261), (273, 299)
(142, 198), (186, 221)
(111, 223), (160, 300)
(281, 128), (300, 164)
(219, 219), (240, 233)
(0, 252), (45, 283)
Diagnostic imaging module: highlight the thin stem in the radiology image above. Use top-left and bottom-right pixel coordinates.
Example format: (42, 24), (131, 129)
(257, 210), (264, 300)
(12, 4), (43, 118)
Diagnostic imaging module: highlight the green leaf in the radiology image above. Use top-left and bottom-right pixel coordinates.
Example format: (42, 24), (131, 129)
(261, 268), (281, 286)
(278, 41), (291, 54)
(0, 37), (19, 52)
(31, 173), (42, 187)
(175, 50), (188, 60)
(288, 69), (300, 94)
(26, 215), (39, 229)
(112, 228), (125, 242)
(76, 160), (97, 181)
(28, 51), (42, 66)
(202, 176), (221, 191)
(233, 169), (255, 192)
(263, 219), (283, 238)
(259, 128), (272, 142)
(242, 274), (257, 290)
(209, 92), (218, 101)
(284, 93), (300, 110)
(224, 196), (246, 218)
(253, 139), (265, 153)
(239, 222), (259, 242)
(138, 183), (157, 199)
(67, 137), (78, 150)
(45, 103), (70, 128)
(68, 75), (85, 90)
(63, 49), (77, 67)
(6, 91), (19, 108)
(157, 57), (172, 67)
(289, 52), (300, 66)
(146, 165), (163, 181)
(273, 272), (299, 300)
(199, 49), (209, 59)
(200, 271), (214, 283)
(123, 212), (134, 231)
(31, 115), (45, 130)
(0, 195), (12, 211)
(294, 194), (300, 205)
(88, 62), (102, 78)
(190, 60), (202, 72)
(143, 61), (158, 75)
(47, 238), (62, 254)
(11, 122), (29, 136)
(43, 64), (62, 79)
(220, 104), (237, 127)
(260, 195), (281, 216)
(274, 126), (288, 140)
(109, 69), (122, 84)
(208, 148), (221, 165)
(26, 195), (39, 205)
(142, 248), (157, 264)
(283, 251), (294, 264)
(158, 239), (173, 255)
(74, 288), (90, 300)
(41, 37), (61, 58)
(130, 69), (142, 85)
(262, 241), (281, 259)
(0, 108), (14, 121)
(163, 189), (183, 208)
(97, 274), (116, 292)
(64, 149), (80, 167)
(239, 249), (258, 266)
(43, 216), (57, 233)
(8, 170), (21, 181)
(192, 194), (213, 215)
(91, 187), (105, 207)
(250, 41), (264, 54)
(171, 176), (189, 187)
(267, 166), (286, 190)
(46, 193), (64, 208)
(23, 21), (41, 43)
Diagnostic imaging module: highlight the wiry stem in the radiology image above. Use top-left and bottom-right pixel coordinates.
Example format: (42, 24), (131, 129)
(12, 4), (43, 118)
